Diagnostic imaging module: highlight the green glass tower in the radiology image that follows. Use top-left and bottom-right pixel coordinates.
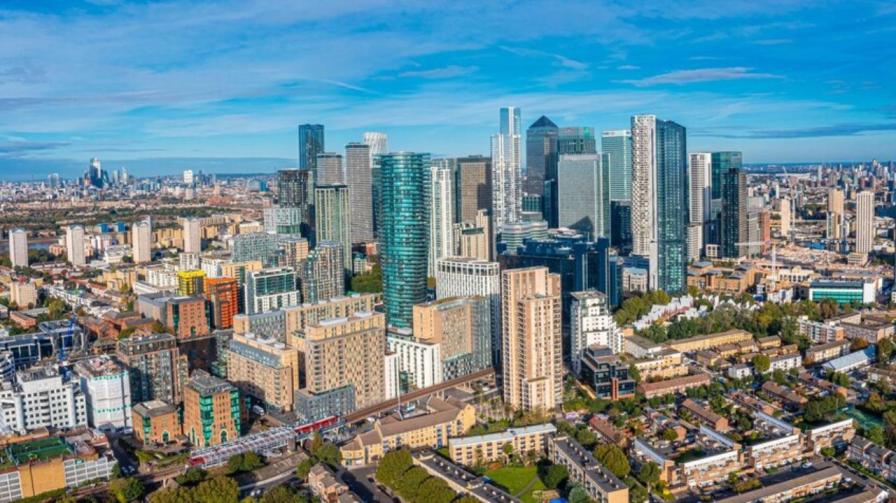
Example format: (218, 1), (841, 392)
(655, 120), (688, 294)
(380, 152), (431, 328)
(715, 152), (745, 257)
(601, 130), (632, 201)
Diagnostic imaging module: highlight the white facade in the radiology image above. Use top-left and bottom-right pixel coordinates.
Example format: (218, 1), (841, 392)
(183, 169), (194, 185)
(8, 229), (27, 268)
(630, 115), (656, 259)
(132, 220), (152, 264)
(387, 333), (443, 390)
(490, 106), (521, 233)
(65, 225), (86, 267)
(686, 224), (703, 262)
(435, 258), (502, 367)
(768, 353), (802, 373)
(855, 191), (874, 254)
(75, 357), (132, 431)
(570, 291), (622, 374)
(0, 368), (87, 434)
(183, 217), (202, 253)
(688, 152), (711, 258)
(362, 131), (388, 165)
(778, 198), (791, 237)
(429, 164), (455, 277)
(384, 352), (400, 400)
(249, 291), (300, 315)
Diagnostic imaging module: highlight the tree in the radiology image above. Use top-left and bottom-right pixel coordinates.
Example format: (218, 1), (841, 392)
(752, 354), (771, 374)
(538, 463), (569, 489)
(502, 442), (514, 461)
(661, 428), (678, 442)
(192, 477), (239, 503)
(110, 477), (144, 503)
(629, 483), (648, 503)
(879, 338), (895, 363)
(637, 461), (660, 488)
(240, 451), (264, 471)
(376, 449), (413, 488)
(395, 466), (430, 500)
(567, 484), (591, 503)
(175, 467), (208, 486)
(260, 486), (308, 503)
(593, 444), (630, 478)
(296, 458), (316, 480)
(867, 425), (886, 445)
(772, 369), (787, 385)
(417, 476), (455, 503)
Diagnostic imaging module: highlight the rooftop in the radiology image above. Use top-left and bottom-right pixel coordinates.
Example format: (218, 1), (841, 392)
(188, 369), (235, 396)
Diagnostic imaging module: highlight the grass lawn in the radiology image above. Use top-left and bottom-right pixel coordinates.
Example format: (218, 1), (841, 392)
(485, 466), (546, 503)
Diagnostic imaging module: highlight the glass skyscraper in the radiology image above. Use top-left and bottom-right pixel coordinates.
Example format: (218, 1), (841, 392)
(716, 152), (746, 258)
(277, 169), (315, 244)
(601, 130), (632, 201)
(380, 152), (431, 328)
(557, 153), (610, 239)
(654, 120), (688, 294)
(524, 115), (558, 195)
(544, 126), (597, 227)
(298, 124), (325, 174)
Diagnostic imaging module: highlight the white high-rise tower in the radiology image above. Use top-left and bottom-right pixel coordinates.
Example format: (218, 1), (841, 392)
(687, 152), (711, 260)
(428, 163), (455, 277)
(630, 115), (657, 258)
(182, 217), (201, 254)
(491, 106), (522, 234)
(856, 191), (874, 254)
(8, 229), (28, 268)
(66, 225), (86, 267)
(132, 220), (152, 264)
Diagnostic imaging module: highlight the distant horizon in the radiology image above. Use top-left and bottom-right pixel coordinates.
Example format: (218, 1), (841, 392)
(0, 155), (888, 183)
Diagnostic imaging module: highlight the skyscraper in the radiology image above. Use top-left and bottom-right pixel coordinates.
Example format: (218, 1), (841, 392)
(525, 115), (558, 194)
(182, 217), (201, 254)
(502, 267), (562, 412)
(688, 153), (712, 260)
(454, 156), (492, 224)
(345, 142), (373, 243)
(856, 191), (874, 254)
(717, 152), (746, 258)
(429, 163), (455, 277)
(314, 185), (352, 273)
(300, 241), (345, 304)
(316, 152), (344, 185)
(298, 124), (325, 173)
(277, 169), (315, 243)
(363, 132), (388, 238)
(631, 115), (688, 293)
(132, 220), (152, 264)
(491, 107), (522, 234)
(8, 228), (27, 268)
(827, 188), (845, 243)
(380, 152), (431, 328)
(66, 225), (86, 267)
(602, 130), (633, 201)
(436, 257), (502, 369)
(544, 126), (598, 227)
(557, 154), (610, 239)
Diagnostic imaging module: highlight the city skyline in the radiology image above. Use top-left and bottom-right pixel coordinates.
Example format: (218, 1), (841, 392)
(1, 1), (896, 180)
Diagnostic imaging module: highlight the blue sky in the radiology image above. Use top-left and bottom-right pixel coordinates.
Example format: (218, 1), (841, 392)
(1, 0), (895, 179)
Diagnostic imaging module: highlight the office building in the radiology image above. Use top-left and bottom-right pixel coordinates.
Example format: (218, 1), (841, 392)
(380, 152), (431, 328)
(245, 268), (299, 314)
(856, 191), (874, 254)
(579, 347), (636, 401)
(316, 152), (344, 185)
(345, 142), (374, 243)
(293, 312), (386, 419)
(602, 130), (632, 201)
(544, 126), (597, 227)
(610, 200), (632, 250)
(630, 115), (688, 293)
(498, 220), (549, 251)
(570, 291), (622, 373)
(8, 228), (27, 268)
(557, 153), (609, 239)
(502, 267), (562, 412)
(364, 132), (388, 238)
(65, 225), (86, 267)
(165, 296), (209, 339)
(117, 332), (187, 405)
(298, 124), (324, 172)
(74, 356), (132, 431)
(225, 332), (299, 412)
(491, 106), (522, 233)
(429, 163), (455, 277)
(455, 156), (492, 224)
(131, 220), (152, 264)
(277, 169), (315, 242)
(363, 132), (387, 160)
(0, 366), (88, 433)
(183, 370), (241, 447)
(413, 296), (491, 381)
(453, 209), (491, 260)
(827, 188), (845, 242)
(176, 269), (205, 296)
(232, 232), (279, 267)
(300, 241), (344, 303)
(205, 277), (239, 329)
(435, 258), (502, 369)
(525, 115), (559, 194)
(717, 152), (746, 257)
(182, 217), (201, 253)
(315, 184), (352, 272)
